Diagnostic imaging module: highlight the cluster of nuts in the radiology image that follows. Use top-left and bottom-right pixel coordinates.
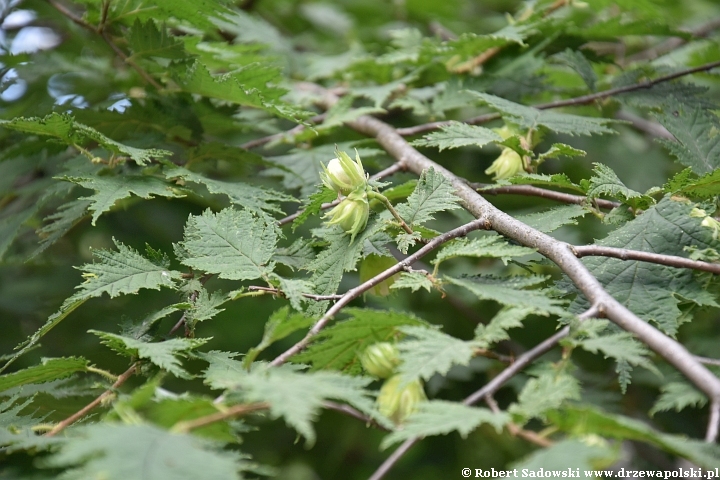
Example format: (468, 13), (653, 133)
(320, 150), (371, 243)
(360, 342), (426, 424)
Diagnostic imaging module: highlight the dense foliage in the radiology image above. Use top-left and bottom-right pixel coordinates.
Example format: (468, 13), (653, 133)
(2, 0), (720, 477)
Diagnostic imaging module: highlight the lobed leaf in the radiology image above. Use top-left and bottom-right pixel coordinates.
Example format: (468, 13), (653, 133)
(396, 167), (461, 226)
(92, 331), (208, 379)
(396, 325), (477, 382)
(180, 208), (277, 281)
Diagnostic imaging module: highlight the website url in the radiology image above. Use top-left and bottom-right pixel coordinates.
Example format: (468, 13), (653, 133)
(463, 468), (720, 478)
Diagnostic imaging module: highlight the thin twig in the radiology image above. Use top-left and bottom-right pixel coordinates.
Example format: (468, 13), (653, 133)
(396, 59), (720, 136)
(696, 356), (720, 367)
(46, 362), (138, 437)
(474, 183), (620, 209)
(323, 401), (390, 431)
(572, 245), (720, 275)
(172, 402), (269, 433)
(240, 114), (327, 150)
(276, 164), (404, 227)
(168, 274), (213, 337)
(368, 438), (419, 480)
(270, 218), (489, 367)
(484, 395), (553, 448)
(615, 111), (675, 141)
(706, 399), (720, 443)
(48, 0), (163, 90)
(248, 285), (343, 301)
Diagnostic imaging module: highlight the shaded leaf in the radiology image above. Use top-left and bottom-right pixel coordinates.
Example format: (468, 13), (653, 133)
(380, 401), (509, 449)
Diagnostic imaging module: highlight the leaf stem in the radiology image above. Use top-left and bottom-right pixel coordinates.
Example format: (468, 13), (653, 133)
(368, 191), (414, 236)
(171, 402), (269, 433)
(46, 362), (138, 437)
(86, 365), (118, 382)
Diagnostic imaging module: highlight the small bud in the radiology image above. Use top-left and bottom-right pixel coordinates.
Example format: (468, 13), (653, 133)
(377, 375), (427, 424)
(360, 342), (400, 378)
(324, 191), (369, 243)
(485, 147), (525, 181)
(321, 150), (367, 196)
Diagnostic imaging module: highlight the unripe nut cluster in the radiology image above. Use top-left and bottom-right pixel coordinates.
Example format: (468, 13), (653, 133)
(360, 342), (400, 379)
(377, 375), (427, 424)
(320, 149), (371, 243)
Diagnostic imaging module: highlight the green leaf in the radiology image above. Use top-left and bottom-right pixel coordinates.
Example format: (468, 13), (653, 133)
(504, 173), (584, 193)
(244, 307), (315, 367)
(0, 207), (35, 261)
(469, 92), (616, 136)
(165, 166), (295, 216)
(31, 198), (91, 258)
(550, 49), (597, 91)
(548, 406), (720, 468)
(199, 351), (247, 391)
(318, 95), (385, 131)
(576, 16), (691, 40)
(396, 167), (461, 226)
(350, 73), (417, 108)
(127, 19), (186, 60)
(509, 366), (581, 422)
(77, 239), (181, 298)
(0, 357), (89, 393)
(273, 275), (314, 311)
(179, 207), (277, 281)
(1, 298), (86, 374)
(434, 235), (535, 267)
(273, 239), (315, 271)
(228, 364), (379, 445)
(390, 271), (434, 293)
(654, 99), (720, 175)
(304, 217), (386, 315)
(585, 163), (652, 208)
(177, 61), (309, 123)
(396, 326), (477, 382)
(536, 143), (587, 162)
(291, 186), (337, 231)
(570, 196), (720, 335)
(380, 401), (509, 449)
(650, 381), (707, 415)
(44, 424), (246, 480)
(64, 174), (184, 225)
(293, 308), (427, 374)
(666, 167), (720, 198)
(447, 275), (567, 316)
(474, 308), (532, 349)
(185, 289), (226, 326)
(0, 113), (171, 166)
(0, 396), (45, 429)
(411, 121), (502, 151)
(91, 331), (208, 379)
(577, 332), (655, 372)
(514, 439), (616, 470)
(358, 254), (398, 297)
(515, 205), (588, 233)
